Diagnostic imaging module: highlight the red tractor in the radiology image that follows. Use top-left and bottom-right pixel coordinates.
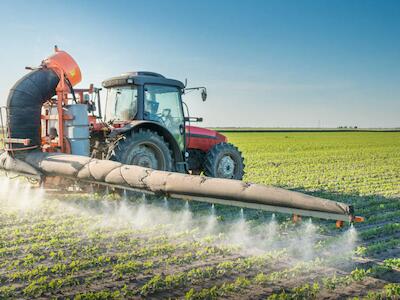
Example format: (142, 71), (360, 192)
(2, 48), (361, 226)
(88, 71), (245, 179)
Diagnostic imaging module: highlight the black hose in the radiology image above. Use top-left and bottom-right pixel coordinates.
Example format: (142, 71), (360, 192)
(65, 78), (77, 103)
(6, 68), (59, 149)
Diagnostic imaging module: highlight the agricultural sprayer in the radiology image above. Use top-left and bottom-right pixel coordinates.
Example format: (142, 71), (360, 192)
(0, 47), (363, 227)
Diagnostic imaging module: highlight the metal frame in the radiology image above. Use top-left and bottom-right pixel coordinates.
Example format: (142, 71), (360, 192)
(70, 178), (356, 222)
(171, 193), (353, 222)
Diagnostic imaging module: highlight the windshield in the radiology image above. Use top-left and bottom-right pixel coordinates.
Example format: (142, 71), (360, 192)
(105, 86), (138, 121)
(144, 85), (185, 150)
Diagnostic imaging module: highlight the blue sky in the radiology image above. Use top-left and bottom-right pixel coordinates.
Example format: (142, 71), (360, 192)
(0, 0), (399, 127)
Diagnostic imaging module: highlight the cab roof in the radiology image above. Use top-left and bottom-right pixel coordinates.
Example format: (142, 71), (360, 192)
(102, 71), (185, 89)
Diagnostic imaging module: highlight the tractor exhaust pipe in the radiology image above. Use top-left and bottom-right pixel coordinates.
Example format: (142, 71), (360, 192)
(0, 151), (357, 222)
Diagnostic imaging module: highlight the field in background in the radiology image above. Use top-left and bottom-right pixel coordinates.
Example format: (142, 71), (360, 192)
(225, 131), (400, 196)
(0, 131), (399, 299)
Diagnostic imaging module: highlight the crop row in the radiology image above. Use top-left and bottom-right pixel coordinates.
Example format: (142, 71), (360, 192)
(0, 226), (198, 264)
(356, 237), (400, 256)
(359, 223), (400, 240)
(184, 264), (379, 300)
(137, 250), (287, 296)
(1, 235), (230, 279)
(1, 239), (234, 293)
(1, 243), (233, 298)
(183, 258), (324, 299)
(352, 284), (400, 299)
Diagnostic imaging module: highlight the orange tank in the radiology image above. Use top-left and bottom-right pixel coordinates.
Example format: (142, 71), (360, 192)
(42, 47), (82, 86)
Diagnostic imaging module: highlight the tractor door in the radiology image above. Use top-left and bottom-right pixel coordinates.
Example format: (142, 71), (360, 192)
(143, 85), (185, 152)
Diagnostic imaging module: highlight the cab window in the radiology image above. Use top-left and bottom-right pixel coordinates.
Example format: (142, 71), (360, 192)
(105, 86), (138, 121)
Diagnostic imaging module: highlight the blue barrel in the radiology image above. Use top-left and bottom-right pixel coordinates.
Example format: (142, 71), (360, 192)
(64, 104), (90, 156)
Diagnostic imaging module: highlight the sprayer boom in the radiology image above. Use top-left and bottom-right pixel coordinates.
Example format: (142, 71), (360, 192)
(0, 152), (363, 225)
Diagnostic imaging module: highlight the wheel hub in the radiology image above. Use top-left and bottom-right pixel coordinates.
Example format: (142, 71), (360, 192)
(217, 156), (235, 178)
(131, 145), (159, 169)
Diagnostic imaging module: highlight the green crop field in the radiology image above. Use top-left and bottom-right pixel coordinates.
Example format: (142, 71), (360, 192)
(226, 131), (400, 196)
(0, 131), (399, 299)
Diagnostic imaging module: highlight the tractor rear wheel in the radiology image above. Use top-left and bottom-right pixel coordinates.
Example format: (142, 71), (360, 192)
(109, 129), (174, 171)
(204, 142), (244, 180)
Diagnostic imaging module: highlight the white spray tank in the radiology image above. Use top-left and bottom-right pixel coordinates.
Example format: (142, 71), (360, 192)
(64, 104), (90, 156)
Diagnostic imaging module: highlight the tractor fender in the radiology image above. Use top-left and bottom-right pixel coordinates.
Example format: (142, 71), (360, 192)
(112, 120), (185, 170)
(186, 125), (227, 153)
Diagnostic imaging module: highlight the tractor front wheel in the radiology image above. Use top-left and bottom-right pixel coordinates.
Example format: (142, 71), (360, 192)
(204, 143), (244, 180)
(109, 129), (174, 171)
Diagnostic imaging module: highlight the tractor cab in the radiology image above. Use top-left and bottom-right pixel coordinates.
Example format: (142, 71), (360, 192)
(101, 72), (244, 179)
(103, 72), (186, 152)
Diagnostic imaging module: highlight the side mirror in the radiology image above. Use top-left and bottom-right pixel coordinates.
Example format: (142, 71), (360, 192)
(183, 86), (207, 101)
(201, 89), (207, 102)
